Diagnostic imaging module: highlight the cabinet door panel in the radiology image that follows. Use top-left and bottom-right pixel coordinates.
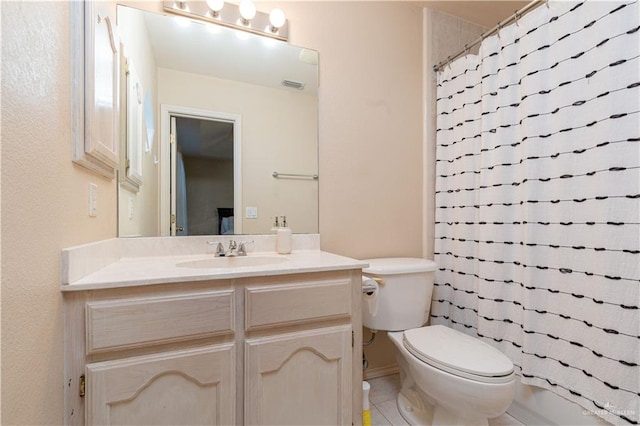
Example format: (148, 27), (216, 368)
(86, 344), (234, 425)
(245, 326), (352, 425)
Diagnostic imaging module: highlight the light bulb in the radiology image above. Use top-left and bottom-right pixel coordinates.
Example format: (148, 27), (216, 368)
(269, 8), (286, 30)
(239, 0), (256, 23)
(206, 0), (224, 16)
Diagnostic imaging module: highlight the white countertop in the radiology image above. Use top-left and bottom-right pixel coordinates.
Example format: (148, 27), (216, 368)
(62, 249), (368, 291)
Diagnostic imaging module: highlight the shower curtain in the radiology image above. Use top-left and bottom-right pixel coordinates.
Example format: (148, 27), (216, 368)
(432, 2), (639, 425)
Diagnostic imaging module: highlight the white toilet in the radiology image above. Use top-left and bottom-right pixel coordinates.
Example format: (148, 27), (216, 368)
(362, 258), (515, 426)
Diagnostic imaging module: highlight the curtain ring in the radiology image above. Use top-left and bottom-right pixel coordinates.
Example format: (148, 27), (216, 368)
(545, 0), (550, 9)
(514, 11), (520, 26)
(464, 44), (470, 55)
(497, 23), (502, 39)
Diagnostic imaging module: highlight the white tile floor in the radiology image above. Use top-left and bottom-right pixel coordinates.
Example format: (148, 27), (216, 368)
(366, 374), (524, 426)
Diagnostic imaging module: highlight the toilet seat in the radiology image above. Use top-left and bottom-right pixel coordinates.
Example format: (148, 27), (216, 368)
(403, 325), (514, 384)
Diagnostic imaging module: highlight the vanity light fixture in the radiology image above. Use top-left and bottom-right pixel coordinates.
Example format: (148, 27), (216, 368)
(163, 0), (288, 41)
(206, 0), (224, 18)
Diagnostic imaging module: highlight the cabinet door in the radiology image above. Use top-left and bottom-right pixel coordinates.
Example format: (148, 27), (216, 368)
(86, 344), (234, 425)
(245, 325), (352, 425)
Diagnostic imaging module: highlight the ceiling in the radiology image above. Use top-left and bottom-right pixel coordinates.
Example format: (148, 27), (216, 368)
(419, 1), (531, 28)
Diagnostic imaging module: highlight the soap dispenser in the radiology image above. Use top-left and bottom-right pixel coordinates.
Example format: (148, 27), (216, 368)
(276, 216), (292, 254)
(270, 216), (280, 234)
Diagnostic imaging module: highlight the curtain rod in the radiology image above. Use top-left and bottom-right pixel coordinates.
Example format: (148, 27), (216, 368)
(432, 0), (546, 72)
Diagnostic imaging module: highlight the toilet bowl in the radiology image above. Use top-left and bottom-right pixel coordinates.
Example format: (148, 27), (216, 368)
(362, 258), (515, 426)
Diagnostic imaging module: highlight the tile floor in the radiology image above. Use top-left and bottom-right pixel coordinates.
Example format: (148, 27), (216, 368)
(366, 374), (524, 426)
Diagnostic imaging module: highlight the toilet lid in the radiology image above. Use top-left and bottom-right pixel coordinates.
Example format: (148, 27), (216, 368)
(403, 325), (514, 382)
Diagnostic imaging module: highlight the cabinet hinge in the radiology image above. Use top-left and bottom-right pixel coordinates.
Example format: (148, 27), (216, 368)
(352, 331), (354, 347)
(79, 374), (86, 398)
(170, 133), (176, 144)
(170, 214), (176, 225)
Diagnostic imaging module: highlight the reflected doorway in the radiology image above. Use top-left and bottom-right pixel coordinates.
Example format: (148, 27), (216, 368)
(160, 105), (242, 236)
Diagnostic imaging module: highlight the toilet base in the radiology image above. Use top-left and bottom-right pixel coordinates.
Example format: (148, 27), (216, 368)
(397, 392), (490, 426)
(397, 392), (433, 425)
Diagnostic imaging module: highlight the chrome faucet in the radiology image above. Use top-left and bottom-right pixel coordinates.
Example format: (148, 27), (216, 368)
(226, 240), (238, 257)
(208, 240), (252, 257)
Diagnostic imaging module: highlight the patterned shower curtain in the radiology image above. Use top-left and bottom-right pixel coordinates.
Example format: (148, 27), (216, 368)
(431, 2), (639, 425)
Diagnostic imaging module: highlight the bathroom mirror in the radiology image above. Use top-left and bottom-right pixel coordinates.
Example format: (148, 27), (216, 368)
(116, 5), (319, 237)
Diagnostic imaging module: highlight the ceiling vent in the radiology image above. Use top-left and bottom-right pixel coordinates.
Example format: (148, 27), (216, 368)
(281, 80), (305, 90)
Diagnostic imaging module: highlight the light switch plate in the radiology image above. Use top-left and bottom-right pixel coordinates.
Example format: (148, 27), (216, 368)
(88, 183), (98, 217)
(245, 206), (258, 219)
(128, 196), (134, 220)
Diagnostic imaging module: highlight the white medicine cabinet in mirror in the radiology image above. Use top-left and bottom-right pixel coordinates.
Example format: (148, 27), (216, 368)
(114, 4), (319, 237)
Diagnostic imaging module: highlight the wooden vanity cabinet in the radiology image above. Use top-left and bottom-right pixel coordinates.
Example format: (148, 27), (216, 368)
(63, 270), (363, 426)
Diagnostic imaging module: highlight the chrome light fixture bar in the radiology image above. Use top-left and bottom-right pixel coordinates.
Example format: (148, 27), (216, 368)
(163, 1), (289, 41)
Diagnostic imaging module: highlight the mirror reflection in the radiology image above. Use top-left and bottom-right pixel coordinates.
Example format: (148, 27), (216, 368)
(116, 5), (319, 237)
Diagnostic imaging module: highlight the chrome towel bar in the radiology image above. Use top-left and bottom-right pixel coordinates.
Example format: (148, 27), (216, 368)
(272, 171), (319, 180)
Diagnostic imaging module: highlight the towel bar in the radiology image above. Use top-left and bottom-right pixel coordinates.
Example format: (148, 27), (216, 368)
(272, 171), (319, 180)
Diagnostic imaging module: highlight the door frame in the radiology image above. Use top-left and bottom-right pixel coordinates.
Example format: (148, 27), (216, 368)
(160, 104), (242, 236)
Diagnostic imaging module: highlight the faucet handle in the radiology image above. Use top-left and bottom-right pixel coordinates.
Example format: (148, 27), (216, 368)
(207, 241), (226, 257)
(237, 240), (254, 256)
(228, 240), (237, 250)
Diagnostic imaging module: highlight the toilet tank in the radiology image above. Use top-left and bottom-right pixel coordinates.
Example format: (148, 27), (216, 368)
(362, 258), (437, 332)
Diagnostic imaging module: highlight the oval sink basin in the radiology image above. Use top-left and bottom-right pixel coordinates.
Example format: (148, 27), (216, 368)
(177, 256), (289, 269)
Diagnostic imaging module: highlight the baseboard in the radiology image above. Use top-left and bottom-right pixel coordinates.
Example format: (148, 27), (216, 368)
(363, 364), (399, 381)
(508, 400), (557, 426)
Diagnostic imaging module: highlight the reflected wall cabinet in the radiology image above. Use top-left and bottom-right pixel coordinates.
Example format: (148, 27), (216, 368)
(72, 0), (120, 178)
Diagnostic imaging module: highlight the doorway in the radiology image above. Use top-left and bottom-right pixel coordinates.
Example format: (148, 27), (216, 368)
(160, 105), (242, 236)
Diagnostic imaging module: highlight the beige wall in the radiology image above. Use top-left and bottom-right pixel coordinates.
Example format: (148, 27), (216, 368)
(1, 2), (117, 424)
(0, 1), (486, 422)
